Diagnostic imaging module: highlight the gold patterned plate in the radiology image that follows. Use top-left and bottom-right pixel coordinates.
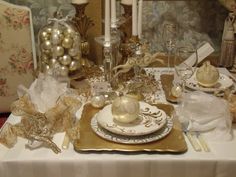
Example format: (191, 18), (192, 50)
(91, 115), (173, 144)
(73, 104), (188, 153)
(96, 102), (167, 136)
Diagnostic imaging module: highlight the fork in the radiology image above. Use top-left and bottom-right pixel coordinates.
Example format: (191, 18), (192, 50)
(195, 132), (210, 152)
(181, 122), (202, 152)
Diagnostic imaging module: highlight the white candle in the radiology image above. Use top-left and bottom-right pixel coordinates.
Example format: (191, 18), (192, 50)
(132, 0), (138, 36)
(105, 0), (111, 43)
(121, 0), (132, 5)
(72, 0), (89, 4)
(138, 0), (143, 39)
(111, 0), (116, 28)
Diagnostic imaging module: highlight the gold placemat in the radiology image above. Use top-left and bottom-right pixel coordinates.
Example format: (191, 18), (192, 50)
(160, 74), (178, 103)
(73, 103), (187, 153)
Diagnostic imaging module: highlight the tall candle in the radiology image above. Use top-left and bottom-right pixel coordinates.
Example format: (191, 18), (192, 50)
(121, 0), (132, 5)
(105, 0), (111, 43)
(138, 0), (143, 39)
(132, 0), (138, 36)
(72, 0), (89, 4)
(111, 0), (116, 28)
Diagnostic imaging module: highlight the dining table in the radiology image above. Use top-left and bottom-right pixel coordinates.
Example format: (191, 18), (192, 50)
(0, 67), (236, 177)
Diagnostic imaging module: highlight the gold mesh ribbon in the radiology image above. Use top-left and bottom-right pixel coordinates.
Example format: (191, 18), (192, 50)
(0, 94), (82, 154)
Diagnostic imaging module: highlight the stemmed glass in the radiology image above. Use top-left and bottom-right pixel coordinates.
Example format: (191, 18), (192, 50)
(162, 22), (178, 73)
(174, 46), (198, 97)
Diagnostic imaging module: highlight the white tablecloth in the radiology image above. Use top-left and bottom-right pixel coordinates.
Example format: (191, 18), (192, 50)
(0, 68), (236, 177)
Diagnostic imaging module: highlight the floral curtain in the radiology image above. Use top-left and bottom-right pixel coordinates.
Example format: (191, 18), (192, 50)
(6, 0), (74, 36)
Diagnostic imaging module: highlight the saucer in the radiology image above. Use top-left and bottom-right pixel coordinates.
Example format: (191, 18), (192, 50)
(96, 102), (167, 136)
(186, 73), (233, 92)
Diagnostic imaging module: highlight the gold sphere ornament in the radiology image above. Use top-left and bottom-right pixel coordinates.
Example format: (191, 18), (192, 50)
(40, 31), (49, 41)
(51, 33), (61, 45)
(91, 95), (106, 108)
(42, 49), (51, 56)
(171, 84), (182, 98)
(69, 60), (80, 71)
(42, 40), (52, 50)
(49, 58), (59, 67)
(62, 37), (73, 49)
(41, 54), (49, 63)
(53, 46), (64, 57)
(111, 95), (140, 123)
(59, 55), (72, 66)
(46, 27), (53, 34)
(42, 64), (50, 73)
(64, 27), (75, 37)
(68, 48), (79, 57)
(72, 53), (82, 60)
(38, 19), (81, 76)
(52, 28), (62, 35)
(59, 65), (69, 76)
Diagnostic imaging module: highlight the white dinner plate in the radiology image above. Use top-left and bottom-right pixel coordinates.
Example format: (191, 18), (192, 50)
(96, 102), (167, 136)
(186, 73), (233, 92)
(91, 115), (173, 144)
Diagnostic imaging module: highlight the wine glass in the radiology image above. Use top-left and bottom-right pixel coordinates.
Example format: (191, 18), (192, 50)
(174, 46), (198, 96)
(162, 22), (178, 73)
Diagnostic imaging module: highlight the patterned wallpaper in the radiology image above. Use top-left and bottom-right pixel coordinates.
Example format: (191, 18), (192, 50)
(142, 1), (228, 53)
(6, 0), (229, 55)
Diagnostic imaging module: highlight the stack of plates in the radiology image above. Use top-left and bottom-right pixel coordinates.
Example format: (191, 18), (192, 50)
(91, 102), (173, 144)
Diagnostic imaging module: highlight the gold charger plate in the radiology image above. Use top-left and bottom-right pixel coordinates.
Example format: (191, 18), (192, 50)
(73, 103), (187, 153)
(160, 74), (178, 103)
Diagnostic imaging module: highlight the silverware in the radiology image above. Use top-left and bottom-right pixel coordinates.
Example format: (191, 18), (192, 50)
(195, 132), (210, 152)
(181, 122), (202, 152)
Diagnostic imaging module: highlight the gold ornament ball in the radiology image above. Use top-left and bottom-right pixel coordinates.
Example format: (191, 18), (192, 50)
(46, 27), (53, 34)
(42, 64), (50, 73)
(73, 54), (81, 61)
(59, 55), (72, 66)
(64, 27), (75, 37)
(41, 54), (49, 63)
(171, 85), (182, 98)
(53, 46), (64, 57)
(51, 33), (61, 45)
(49, 58), (59, 67)
(42, 49), (51, 56)
(42, 40), (52, 50)
(68, 48), (79, 57)
(111, 95), (140, 123)
(60, 65), (69, 76)
(91, 95), (106, 108)
(40, 31), (49, 41)
(69, 60), (80, 71)
(62, 37), (73, 49)
(52, 28), (63, 35)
